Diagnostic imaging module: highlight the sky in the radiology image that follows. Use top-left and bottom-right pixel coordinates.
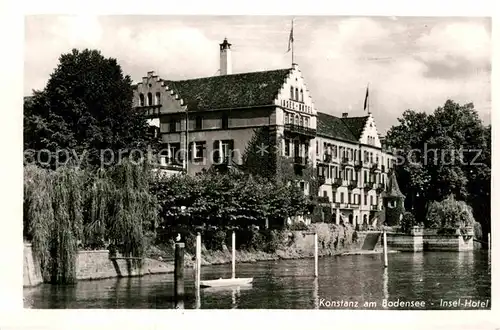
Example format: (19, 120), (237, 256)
(24, 15), (491, 133)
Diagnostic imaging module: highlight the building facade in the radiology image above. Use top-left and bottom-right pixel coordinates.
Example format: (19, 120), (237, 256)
(133, 38), (396, 226)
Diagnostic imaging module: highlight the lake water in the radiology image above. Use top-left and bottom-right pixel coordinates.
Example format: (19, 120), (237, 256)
(24, 250), (491, 309)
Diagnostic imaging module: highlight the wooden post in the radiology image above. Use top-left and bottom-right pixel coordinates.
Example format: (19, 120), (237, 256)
(314, 232), (318, 277)
(383, 229), (388, 268)
(196, 233), (201, 287)
(232, 231), (236, 279)
(174, 241), (185, 308)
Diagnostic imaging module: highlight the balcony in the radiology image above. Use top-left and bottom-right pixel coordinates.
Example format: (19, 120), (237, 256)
(139, 104), (162, 118)
(323, 153), (332, 163)
(317, 196), (330, 204)
(284, 124), (317, 138)
(341, 157), (350, 167)
(376, 185), (386, 194)
(370, 162), (379, 172)
(332, 178), (343, 188)
(364, 182), (375, 190)
(348, 180), (358, 190)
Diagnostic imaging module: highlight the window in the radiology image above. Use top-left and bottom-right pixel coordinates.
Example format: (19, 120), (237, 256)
(147, 92), (153, 106)
(300, 89), (304, 102)
(155, 92), (161, 105)
(304, 117), (309, 127)
(221, 113), (229, 129)
(323, 191), (328, 197)
(370, 195), (373, 205)
(299, 116), (304, 126)
(364, 195), (368, 205)
(295, 88), (299, 101)
(166, 143), (181, 165)
(364, 170), (367, 183)
(340, 192), (344, 204)
(195, 116), (203, 130)
(294, 115), (299, 125)
(169, 119), (178, 132)
(348, 193), (352, 204)
(189, 141), (206, 161)
(290, 86), (294, 99)
(316, 140), (319, 155)
(333, 145), (337, 158)
(139, 93), (145, 106)
(213, 140), (234, 163)
(285, 112), (289, 124)
(285, 138), (290, 157)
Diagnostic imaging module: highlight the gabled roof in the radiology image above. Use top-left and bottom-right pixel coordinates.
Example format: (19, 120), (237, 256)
(342, 116), (369, 140)
(316, 112), (369, 143)
(162, 68), (292, 111)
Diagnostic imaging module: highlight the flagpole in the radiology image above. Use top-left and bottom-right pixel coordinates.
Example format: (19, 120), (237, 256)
(291, 19), (294, 65)
(367, 82), (370, 114)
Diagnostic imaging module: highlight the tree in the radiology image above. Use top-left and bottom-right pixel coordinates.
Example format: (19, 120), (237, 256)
(385, 100), (490, 236)
(24, 49), (152, 168)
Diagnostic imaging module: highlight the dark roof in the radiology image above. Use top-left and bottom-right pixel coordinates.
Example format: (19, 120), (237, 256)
(385, 171), (405, 199)
(163, 68), (292, 111)
(316, 112), (369, 142)
(342, 116), (369, 140)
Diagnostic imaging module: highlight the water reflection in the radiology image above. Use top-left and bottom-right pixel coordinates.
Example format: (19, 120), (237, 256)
(24, 251), (491, 309)
(313, 278), (319, 309)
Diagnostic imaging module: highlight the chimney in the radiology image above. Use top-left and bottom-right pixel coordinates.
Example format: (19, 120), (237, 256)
(342, 112), (349, 118)
(219, 38), (232, 75)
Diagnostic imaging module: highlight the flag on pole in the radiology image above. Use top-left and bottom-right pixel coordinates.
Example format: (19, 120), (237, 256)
(363, 85), (369, 111)
(287, 19), (294, 53)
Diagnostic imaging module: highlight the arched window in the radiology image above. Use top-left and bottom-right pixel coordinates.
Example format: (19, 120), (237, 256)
(284, 112), (289, 124)
(147, 92), (153, 106)
(304, 117), (309, 127)
(290, 86), (294, 100)
(294, 115), (299, 125)
(139, 93), (145, 107)
(155, 92), (161, 105)
(295, 88), (299, 101)
(299, 116), (304, 127)
(300, 89), (304, 102)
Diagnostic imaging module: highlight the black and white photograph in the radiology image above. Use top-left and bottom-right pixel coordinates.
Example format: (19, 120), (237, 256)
(20, 14), (491, 311)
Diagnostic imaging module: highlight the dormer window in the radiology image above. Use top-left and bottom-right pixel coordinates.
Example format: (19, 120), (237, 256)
(139, 93), (145, 107)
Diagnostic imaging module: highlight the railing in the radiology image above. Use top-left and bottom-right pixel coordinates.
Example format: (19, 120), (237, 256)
(284, 124), (317, 137)
(294, 155), (307, 166)
(354, 160), (363, 170)
(323, 153), (332, 162)
(341, 157), (350, 166)
(139, 104), (162, 118)
(371, 205), (379, 211)
(348, 180), (358, 190)
(370, 162), (379, 172)
(364, 182), (375, 190)
(317, 196), (330, 204)
(332, 178), (343, 188)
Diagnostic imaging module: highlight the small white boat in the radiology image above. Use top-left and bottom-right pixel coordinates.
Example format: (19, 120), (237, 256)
(200, 277), (253, 288)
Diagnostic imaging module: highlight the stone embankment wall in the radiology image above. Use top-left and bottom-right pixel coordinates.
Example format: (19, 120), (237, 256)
(24, 244), (173, 287)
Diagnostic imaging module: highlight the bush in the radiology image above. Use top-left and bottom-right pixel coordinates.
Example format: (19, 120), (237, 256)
(263, 230), (285, 253)
(203, 228), (228, 251)
(288, 222), (309, 231)
(400, 212), (416, 234)
(426, 195), (475, 230)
